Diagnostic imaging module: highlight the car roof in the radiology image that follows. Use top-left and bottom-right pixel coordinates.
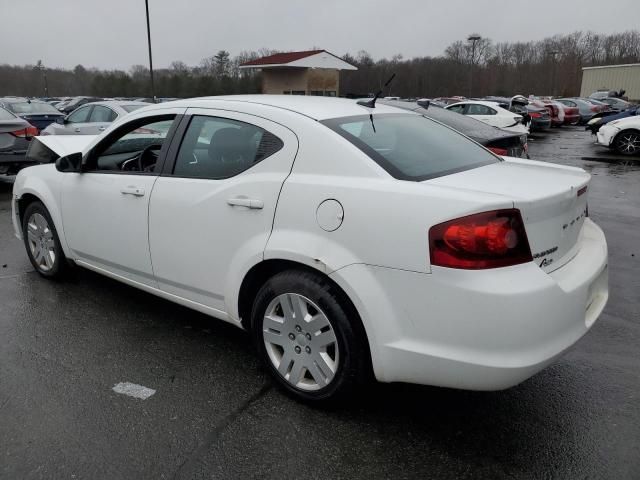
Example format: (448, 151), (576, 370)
(449, 100), (501, 107)
(84, 100), (150, 108)
(149, 95), (404, 120)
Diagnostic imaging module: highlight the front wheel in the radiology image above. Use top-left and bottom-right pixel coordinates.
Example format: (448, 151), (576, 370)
(22, 201), (68, 279)
(614, 131), (640, 155)
(251, 270), (369, 403)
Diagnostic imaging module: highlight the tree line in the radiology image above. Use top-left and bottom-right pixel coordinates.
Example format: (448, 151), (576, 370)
(2, 30), (639, 99)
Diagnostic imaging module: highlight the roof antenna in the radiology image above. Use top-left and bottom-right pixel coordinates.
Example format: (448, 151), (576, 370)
(357, 73), (396, 108)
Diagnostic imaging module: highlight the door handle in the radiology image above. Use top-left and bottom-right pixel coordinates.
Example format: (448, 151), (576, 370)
(98, 126), (106, 131)
(120, 185), (145, 197)
(227, 197), (263, 209)
(74, 128), (81, 133)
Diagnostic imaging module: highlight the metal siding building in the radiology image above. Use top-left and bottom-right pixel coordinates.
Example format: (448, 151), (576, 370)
(580, 63), (640, 101)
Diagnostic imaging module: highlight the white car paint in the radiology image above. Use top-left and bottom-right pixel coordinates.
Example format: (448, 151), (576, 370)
(597, 116), (640, 152)
(12, 95), (608, 391)
(445, 100), (529, 135)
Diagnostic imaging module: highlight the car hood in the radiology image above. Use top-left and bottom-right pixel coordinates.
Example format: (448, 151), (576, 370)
(35, 134), (97, 157)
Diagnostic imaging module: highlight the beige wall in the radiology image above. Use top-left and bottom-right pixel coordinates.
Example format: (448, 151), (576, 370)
(261, 68), (340, 95)
(580, 64), (640, 101)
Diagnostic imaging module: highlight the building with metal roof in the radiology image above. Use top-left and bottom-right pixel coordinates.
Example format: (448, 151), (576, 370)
(240, 50), (357, 97)
(580, 63), (640, 101)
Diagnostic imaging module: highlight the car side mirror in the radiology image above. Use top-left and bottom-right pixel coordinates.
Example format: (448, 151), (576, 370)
(61, 117), (69, 124)
(55, 152), (82, 172)
(417, 99), (430, 109)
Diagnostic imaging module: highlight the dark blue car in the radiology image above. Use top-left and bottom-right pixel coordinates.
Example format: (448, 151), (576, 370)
(0, 97), (65, 133)
(586, 105), (639, 134)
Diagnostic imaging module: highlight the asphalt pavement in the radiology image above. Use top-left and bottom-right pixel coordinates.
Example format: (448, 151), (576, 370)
(1, 127), (639, 479)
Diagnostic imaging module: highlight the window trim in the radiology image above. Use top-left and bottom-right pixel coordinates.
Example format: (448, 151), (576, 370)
(161, 114), (284, 181)
(80, 113), (182, 176)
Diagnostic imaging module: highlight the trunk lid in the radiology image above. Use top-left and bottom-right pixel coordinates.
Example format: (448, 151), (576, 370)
(426, 158), (590, 272)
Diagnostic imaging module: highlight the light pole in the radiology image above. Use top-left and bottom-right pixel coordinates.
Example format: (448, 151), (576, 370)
(144, 0), (156, 102)
(549, 50), (559, 97)
(467, 34), (481, 97)
(35, 60), (49, 97)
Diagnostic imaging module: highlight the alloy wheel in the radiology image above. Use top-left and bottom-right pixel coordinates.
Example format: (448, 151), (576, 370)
(26, 213), (56, 272)
(617, 132), (640, 155)
(262, 293), (339, 391)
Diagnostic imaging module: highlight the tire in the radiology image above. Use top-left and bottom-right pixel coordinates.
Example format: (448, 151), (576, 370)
(251, 269), (369, 404)
(22, 201), (68, 279)
(614, 131), (640, 156)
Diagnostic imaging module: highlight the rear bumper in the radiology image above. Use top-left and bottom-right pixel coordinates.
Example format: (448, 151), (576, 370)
(530, 118), (551, 130)
(331, 219), (608, 390)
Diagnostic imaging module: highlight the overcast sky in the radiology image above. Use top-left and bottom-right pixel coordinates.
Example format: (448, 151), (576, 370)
(2, 0), (639, 70)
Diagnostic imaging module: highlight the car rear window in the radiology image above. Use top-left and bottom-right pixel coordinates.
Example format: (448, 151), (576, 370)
(122, 104), (145, 113)
(0, 107), (16, 120)
(322, 113), (499, 181)
(7, 101), (61, 115)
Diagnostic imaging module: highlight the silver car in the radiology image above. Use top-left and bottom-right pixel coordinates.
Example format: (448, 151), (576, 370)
(41, 101), (149, 136)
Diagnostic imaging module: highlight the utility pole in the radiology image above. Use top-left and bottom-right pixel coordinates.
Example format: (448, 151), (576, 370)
(549, 50), (559, 97)
(144, 0), (156, 102)
(468, 34), (481, 97)
(35, 60), (49, 97)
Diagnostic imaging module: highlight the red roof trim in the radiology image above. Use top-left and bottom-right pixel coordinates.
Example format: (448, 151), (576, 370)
(240, 50), (327, 66)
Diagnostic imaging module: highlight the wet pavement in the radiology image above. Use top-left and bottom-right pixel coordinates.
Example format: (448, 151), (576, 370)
(1, 127), (639, 479)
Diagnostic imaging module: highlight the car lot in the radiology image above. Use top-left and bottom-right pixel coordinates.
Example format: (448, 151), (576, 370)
(1, 126), (639, 479)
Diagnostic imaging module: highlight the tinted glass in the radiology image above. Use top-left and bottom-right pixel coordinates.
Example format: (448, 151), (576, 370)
(7, 101), (60, 115)
(89, 105), (116, 122)
(91, 117), (176, 173)
(122, 104), (145, 113)
(447, 104), (465, 113)
(322, 113), (498, 181)
(467, 104), (494, 115)
(67, 106), (91, 123)
(173, 116), (283, 179)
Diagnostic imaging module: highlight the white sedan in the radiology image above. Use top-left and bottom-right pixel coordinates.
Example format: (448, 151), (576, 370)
(596, 116), (640, 155)
(445, 100), (529, 134)
(13, 96), (608, 403)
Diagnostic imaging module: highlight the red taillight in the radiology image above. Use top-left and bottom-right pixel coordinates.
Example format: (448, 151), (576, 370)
(10, 125), (38, 138)
(487, 147), (508, 156)
(429, 209), (532, 269)
(590, 106), (599, 112)
(530, 112), (542, 118)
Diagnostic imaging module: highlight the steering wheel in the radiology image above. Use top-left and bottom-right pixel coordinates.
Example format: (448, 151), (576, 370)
(135, 144), (159, 171)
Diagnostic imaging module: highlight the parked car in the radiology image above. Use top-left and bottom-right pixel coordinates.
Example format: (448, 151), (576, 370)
(586, 105), (639, 134)
(445, 100), (529, 134)
(596, 115), (640, 155)
(598, 97), (633, 112)
(12, 95), (608, 403)
(0, 106), (39, 175)
(57, 96), (104, 114)
(556, 98), (608, 124)
(41, 101), (149, 136)
(0, 97), (65, 132)
(589, 89), (627, 101)
(529, 99), (565, 127)
(382, 99), (528, 157)
(482, 96), (551, 131)
(432, 96), (466, 106)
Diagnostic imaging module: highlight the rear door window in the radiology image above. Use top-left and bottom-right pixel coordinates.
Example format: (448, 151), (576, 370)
(89, 106), (117, 122)
(322, 113), (499, 181)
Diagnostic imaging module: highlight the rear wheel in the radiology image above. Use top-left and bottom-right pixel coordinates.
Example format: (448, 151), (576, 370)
(614, 131), (640, 155)
(251, 270), (369, 403)
(22, 201), (68, 279)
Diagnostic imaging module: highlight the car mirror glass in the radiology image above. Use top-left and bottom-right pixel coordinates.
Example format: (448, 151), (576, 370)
(55, 152), (83, 172)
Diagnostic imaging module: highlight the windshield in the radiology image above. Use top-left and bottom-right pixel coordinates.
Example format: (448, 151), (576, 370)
(7, 101), (61, 115)
(322, 113), (499, 181)
(122, 104), (145, 113)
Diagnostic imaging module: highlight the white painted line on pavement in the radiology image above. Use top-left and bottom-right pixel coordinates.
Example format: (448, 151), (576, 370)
(112, 382), (156, 400)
